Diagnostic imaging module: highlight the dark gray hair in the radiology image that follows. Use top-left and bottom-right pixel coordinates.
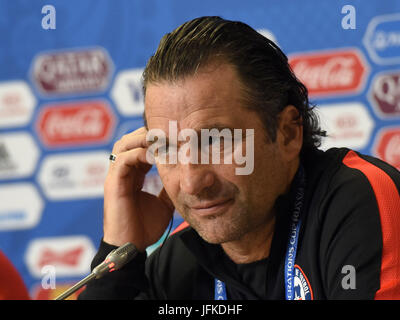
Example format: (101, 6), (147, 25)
(142, 16), (326, 154)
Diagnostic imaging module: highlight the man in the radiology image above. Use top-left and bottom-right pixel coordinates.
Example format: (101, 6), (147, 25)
(79, 16), (400, 300)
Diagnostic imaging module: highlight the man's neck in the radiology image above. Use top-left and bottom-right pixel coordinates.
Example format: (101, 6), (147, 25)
(220, 159), (299, 265)
(221, 215), (276, 264)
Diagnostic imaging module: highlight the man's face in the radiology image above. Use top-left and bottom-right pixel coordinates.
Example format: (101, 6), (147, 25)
(145, 62), (290, 244)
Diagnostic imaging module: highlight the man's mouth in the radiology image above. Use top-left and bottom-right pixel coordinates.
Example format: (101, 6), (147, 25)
(189, 198), (234, 216)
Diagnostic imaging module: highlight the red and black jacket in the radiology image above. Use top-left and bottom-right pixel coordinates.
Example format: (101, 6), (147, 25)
(79, 147), (400, 300)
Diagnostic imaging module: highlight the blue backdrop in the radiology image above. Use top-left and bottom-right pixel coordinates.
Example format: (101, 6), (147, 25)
(0, 0), (400, 299)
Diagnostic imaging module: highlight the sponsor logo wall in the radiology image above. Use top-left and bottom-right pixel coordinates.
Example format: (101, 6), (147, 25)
(0, 1), (399, 299)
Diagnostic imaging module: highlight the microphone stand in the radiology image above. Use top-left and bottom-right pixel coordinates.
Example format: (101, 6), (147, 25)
(54, 273), (96, 300)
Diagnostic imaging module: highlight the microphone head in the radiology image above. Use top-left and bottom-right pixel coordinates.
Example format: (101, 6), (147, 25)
(92, 242), (138, 279)
(106, 242), (138, 270)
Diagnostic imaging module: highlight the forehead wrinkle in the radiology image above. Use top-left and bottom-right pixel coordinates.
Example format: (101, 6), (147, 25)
(147, 104), (229, 129)
(144, 63), (247, 131)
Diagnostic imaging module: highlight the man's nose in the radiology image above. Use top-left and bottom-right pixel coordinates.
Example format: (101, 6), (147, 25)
(179, 163), (215, 196)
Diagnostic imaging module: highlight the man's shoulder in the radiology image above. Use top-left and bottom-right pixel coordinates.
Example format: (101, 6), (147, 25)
(304, 147), (400, 224)
(304, 147), (400, 191)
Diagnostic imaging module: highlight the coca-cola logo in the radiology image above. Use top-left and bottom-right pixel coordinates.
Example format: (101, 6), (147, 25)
(374, 128), (400, 170)
(32, 48), (113, 95)
(289, 49), (369, 97)
(36, 100), (115, 147)
(369, 71), (400, 118)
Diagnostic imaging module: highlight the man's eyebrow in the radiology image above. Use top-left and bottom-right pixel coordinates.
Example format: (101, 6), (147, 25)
(146, 123), (237, 147)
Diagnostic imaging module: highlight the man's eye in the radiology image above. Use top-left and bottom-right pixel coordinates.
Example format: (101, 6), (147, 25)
(204, 136), (235, 152)
(203, 136), (218, 148)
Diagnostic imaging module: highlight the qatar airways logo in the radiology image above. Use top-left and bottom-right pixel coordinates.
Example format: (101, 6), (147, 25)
(145, 121), (254, 175)
(32, 48), (113, 95)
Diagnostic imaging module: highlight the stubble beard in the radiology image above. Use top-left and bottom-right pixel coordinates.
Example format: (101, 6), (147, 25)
(179, 197), (255, 244)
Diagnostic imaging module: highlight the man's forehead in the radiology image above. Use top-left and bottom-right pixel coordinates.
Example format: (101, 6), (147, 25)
(143, 62), (245, 130)
(145, 84), (226, 118)
(143, 108), (238, 132)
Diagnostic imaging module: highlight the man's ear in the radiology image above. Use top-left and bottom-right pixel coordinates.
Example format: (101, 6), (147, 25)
(276, 105), (303, 162)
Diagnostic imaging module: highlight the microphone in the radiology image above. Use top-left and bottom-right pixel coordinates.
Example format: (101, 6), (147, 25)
(54, 242), (138, 300)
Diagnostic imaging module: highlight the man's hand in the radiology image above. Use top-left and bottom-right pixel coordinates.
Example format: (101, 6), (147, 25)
(103, 127), (175, 251)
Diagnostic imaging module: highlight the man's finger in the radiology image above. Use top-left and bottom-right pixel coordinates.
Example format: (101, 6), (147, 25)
(112, 127), (149, 154)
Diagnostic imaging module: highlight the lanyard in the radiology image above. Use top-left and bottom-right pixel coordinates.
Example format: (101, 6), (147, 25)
(214, 165), (306, 300)
(284, 164), (305, 300)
